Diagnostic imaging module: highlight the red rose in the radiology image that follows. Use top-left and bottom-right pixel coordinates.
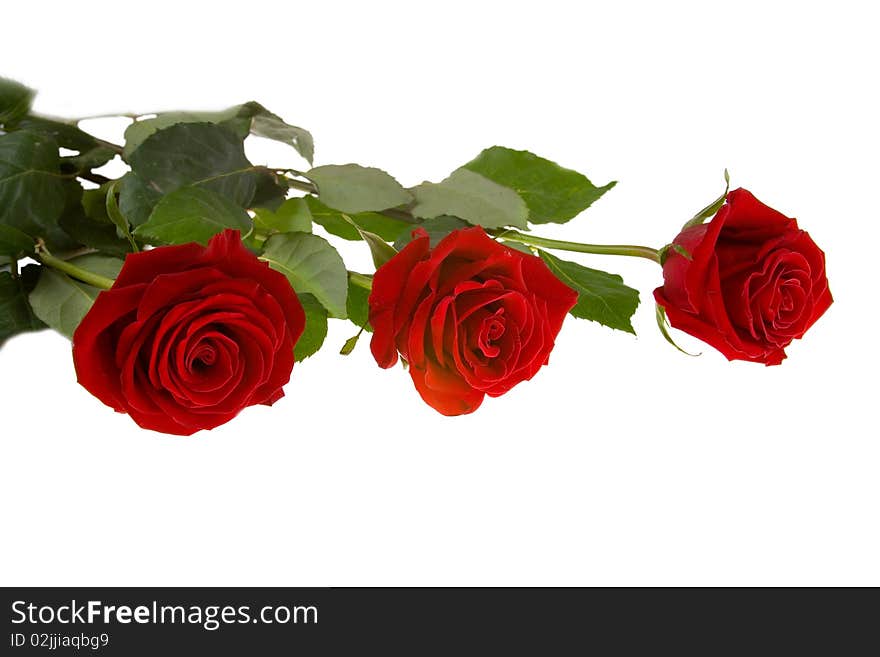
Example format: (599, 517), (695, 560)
(654, 188), (832, 365)
(73, 230), (305, 435)
(369, 226), (578, 415)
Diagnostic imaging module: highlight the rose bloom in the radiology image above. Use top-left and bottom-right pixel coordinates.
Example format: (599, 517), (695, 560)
(654, 188), (832, 365)
(73, 230), (304, 435)
(369, 226), (578, 415)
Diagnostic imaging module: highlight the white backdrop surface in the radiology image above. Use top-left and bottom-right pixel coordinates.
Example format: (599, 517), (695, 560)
(1, 0), (877, 586)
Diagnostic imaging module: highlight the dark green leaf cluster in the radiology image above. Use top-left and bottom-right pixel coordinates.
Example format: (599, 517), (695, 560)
(2, 76), (642, 362)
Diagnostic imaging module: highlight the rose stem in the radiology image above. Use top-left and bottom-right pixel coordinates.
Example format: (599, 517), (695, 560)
(348, 271), (373, 291)
(493, 230), (661, 263)
(282, 173), (661, 262)
(36, 249), (115, 290)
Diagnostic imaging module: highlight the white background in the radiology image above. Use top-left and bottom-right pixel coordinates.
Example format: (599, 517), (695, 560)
(1, 0), (877, 586)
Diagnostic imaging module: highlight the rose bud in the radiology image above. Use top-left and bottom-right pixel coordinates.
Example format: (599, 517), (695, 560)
(654, 188), (832, 365)
(369, 226), (578, 415)
(73, 229), (305, 435)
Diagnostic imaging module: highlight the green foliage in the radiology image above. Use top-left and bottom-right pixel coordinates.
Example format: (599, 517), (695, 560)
(655, 304), (700, 356)
(123, 101), (313, 164)
(59, 211), (131, 259)
(260, 232), (349, 319)
(134, 186), (253, 246)
(81, 184), (113, 223)
(339, 330), (364, 356)
(29, 255), (123, 338)
(105, 181), (139, 251)
(294, 293), (329, 361)
(0, 225), (34, 257)
(123, 107), (247, 159)
(538, 250), (639, 334)
(410, 169), (528, 229)
(117, 172), (162, 227)
(361, 229), (397, 268)
(307, 164), (412, 214)
(338, 214), (397, 268)
(244, 102), (314, 164)
(0, 77), (34, 127)
(346, 278), (373, 332)
(13, 116), (118, 176)
(253, 198), (312, 234)
(62, 146), (116, 174)
(250, 170), (289, 211)
(463, 146), (616, 224)
(682, 169), (730, 230)
(305, 196), (410, 242)
(17, 115), (111, 152)
(58, 181), (132, 258)
(0, 131), (73, 249)
(128, 122), (257, 210)
(0, 266), (44, 347)
(2, 78), (669, 377)
(659, 243), (693, 265)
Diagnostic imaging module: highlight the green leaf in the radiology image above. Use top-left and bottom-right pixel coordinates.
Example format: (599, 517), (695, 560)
(410, 169), (528, 229)
(361, 229), (397, 268)
(346, 278), (372, 332)
(0, 131), (73, 250)
(339, 328), (365, 355)
(105, 180), (138, 251)
(118, 172), (162, 227)
(307, 164), (412, 214)
(671, 244), (692, 260)
(0, 77), (35, 127)
(658, 241), (693, 266)
(655, 304), (700, 356)
(123, 107), (247, 159)
(294, 293), (328, 361)
(15, 115), (109, 152)
(682, 169), (730, 230)
(250, 170), (289, 211)
(304, 196), (410, 242)
(0, 267), (44, 347)
(134, 186), (252, 246)
(462, 146), (616, 224)
(243, 102), (314, 164)
(62, 146), (116, 173)
(29, 255), (123, 338)
(260, 232), (348, 319)
(57, 180), (130, 258)
(123, 102), (314, 164)
(538, 250), (639, 334)
(253, 197), (312, 234)
(0, 224), (34, 257)
(338, 213), (397, 268)
(59, 211), (131, 259)
(81, 184), (113, 223)
(392, 215), (467, 250)
(14, 117), (117, 174)
(128, 122), (257, 208)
